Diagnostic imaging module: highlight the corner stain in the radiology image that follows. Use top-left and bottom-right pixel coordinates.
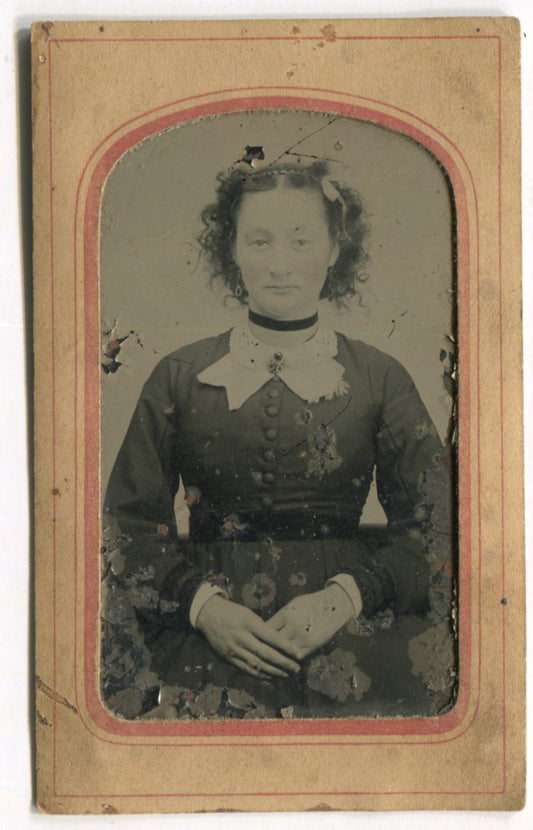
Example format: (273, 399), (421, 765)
(37, 710), (52, 727)
(36, 676), (78, 715)
(320, 24), (336, 40)
(40, 22), (54, 40)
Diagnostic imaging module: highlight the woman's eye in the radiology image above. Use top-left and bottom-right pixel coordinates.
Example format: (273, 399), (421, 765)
(251, 239), (269, 248)
(294, 238), (311, 248)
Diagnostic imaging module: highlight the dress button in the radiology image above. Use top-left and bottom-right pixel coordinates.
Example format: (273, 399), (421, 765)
(261, 496), (273, 508)
(266, 405), (279, 417)
(263, 449), (275, 462)
(263, 472), (275, 484)
(268, 387), (280, 399)
(265, 428), (277, 440)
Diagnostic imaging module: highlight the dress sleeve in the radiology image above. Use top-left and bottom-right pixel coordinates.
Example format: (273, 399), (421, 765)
(339, 357), (451, 618)
(103, 358), (204, 635)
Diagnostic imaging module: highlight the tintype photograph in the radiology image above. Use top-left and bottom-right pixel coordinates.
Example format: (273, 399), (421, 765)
(100, 110), (457, 722)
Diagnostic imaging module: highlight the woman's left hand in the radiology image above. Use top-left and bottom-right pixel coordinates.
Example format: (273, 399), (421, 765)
(266, 584), (355, 660)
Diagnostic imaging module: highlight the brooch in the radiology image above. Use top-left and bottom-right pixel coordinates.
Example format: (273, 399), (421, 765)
(266, 352), (285, 374)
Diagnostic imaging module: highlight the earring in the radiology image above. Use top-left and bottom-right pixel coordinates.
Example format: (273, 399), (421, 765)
(234, 271), (246, 299)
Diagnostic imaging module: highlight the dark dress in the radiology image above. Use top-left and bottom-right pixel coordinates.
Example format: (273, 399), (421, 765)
(101, 329), (456, 721)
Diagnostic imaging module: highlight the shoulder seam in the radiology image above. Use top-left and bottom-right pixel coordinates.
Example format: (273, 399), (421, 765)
(160, 330), (232, 365)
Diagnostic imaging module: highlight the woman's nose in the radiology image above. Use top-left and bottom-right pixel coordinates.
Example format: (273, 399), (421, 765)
(267, 247), (291, 277)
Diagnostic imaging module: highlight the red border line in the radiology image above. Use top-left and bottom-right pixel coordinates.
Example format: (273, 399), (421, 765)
(51, 35), (500, 43)
(47, 36), (59, 798)
(56, 787), (505, 800)
(79, 94), (474, 743)
(497, 35), (506, 794)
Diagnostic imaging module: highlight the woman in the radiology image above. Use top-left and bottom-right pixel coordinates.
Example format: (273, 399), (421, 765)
(102, 161), (455, 721)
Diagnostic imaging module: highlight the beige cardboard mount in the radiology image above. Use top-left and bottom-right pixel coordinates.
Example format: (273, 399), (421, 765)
(32, 17), (524, 814)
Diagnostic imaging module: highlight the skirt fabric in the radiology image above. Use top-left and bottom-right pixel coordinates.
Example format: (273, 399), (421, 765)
(145, 537), (435, 719)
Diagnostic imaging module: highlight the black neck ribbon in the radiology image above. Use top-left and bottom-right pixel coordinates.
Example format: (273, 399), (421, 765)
(248, 309), (319, 332)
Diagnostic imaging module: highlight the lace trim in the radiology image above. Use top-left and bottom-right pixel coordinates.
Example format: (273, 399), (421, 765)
(229, 325), (338, 370)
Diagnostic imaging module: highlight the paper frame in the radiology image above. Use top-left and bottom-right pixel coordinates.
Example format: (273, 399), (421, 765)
(32, 16), (524, 813)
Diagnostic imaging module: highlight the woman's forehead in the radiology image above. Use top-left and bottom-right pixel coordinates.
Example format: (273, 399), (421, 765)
(237, 185), (329, 227)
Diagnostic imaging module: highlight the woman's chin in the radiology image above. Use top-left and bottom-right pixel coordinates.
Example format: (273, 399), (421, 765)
(252, 297), (310, 321)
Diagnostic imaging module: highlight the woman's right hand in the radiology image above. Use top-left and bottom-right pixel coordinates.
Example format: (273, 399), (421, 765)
(196, 595), (301, 680)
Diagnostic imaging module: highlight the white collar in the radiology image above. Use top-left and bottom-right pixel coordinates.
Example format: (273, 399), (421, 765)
(197, 324), (350, 410)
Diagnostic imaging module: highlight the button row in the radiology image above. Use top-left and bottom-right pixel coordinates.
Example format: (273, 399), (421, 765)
(262, 383), (280, 509)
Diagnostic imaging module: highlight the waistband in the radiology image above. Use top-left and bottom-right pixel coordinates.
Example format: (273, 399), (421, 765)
(188, 509), (360, 543)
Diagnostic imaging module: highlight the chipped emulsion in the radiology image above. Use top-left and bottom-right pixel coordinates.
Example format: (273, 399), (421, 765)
(274, 394), (352, 473)
(440, 335), (458, 445)
(306, 423), (343, 478)
(307, 648), (371, 703)
(294, 408), (313, 426)
(101, 321), (144, 374)
(184, 485), (201, 507)
(142, 683), (269, 721)
(407, 447), (458, 711)
(238, 146), (265, 167)
(241, 573), (277, 611)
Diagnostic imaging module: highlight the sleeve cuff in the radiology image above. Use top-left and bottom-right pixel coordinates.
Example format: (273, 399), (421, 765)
(326, 573), (363, 618)
(189, 582), (228, 628)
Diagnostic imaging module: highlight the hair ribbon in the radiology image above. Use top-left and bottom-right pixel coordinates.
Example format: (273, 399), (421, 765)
(320, 177), (348, 237)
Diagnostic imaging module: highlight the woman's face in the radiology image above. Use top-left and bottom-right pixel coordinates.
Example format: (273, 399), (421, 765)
(232, 183), (340, 320)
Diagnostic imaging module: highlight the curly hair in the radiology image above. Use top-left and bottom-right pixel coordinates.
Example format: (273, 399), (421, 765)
(198, 160), (369, 307)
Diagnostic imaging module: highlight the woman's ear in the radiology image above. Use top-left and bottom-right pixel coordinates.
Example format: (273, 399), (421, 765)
(328, 237), (341, 268)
